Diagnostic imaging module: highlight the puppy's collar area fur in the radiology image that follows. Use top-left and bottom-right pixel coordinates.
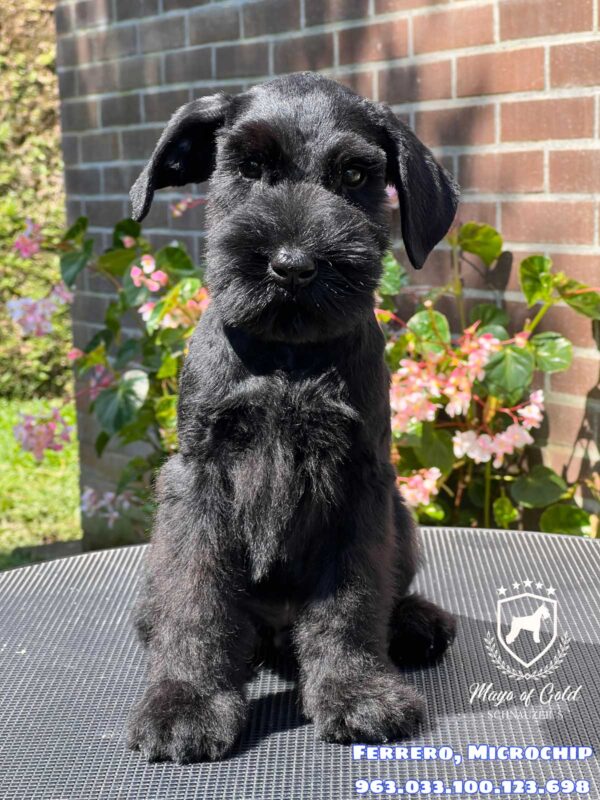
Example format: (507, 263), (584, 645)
(224, 324), (358, 375)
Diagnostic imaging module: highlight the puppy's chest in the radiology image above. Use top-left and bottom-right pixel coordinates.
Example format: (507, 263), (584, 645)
(204, 371), (360, 579)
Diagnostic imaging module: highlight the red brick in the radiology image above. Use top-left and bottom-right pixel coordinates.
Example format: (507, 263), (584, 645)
(551, 357), (600, 395)
(73, 0), (111, 28)
(65, 167), (102, 195)
(78, 61), (118, 95)
(551, 41), (600, 88)
(189, 6), (240, 46)
(92, 27), (137, 62)
(305, 0), (369, 25)
(334, 71), (375, 100)
(339, 20), (408, 65)
(274, 34), (334, 74)
(55, 4), (74, 34)
(549, 253), (600, 285)
(165, 48), (212, 84)
(116, 0), (159, 20)
(501, 201), (595, 244)
(500, 0), (593, 40)
(60, 98), (99, 132)
(457, 202), (497, 228)
(143, 88), (191, 123)
(502, 98), (595, 141)
(80, 131), (120, 162)
(459, 152), (544, 193)
(457, 48), (545, 97)
(545, 403), (587, 446)
(375, 0), (448, 10)
(101, 94), (141, 127)
(243, 0), (299, 36)
(549, 150), (600, 193)
(216, 42), (269, 79)
(416, 105), (495, 147)
(119, 55), (162, 91)
(379, 61), (452, 104)
(543, 305), (599, 349)
(139, 16), (186, 54)
(413, 5), (494, 54)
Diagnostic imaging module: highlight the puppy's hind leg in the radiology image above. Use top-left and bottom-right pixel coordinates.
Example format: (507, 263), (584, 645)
(389, 489), (456, 667)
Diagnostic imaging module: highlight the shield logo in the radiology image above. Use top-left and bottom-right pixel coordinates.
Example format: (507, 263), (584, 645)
(497, 592), (558, 668)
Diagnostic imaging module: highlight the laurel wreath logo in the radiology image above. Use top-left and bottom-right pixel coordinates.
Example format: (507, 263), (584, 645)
(484, 631), (571, 681)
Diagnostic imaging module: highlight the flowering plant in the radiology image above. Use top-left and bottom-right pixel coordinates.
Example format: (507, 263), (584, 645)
(7, 207), (600, 537)
(378, 223), (600, 536)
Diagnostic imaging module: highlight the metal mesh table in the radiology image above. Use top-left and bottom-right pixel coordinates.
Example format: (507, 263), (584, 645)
(1, 528), (598, 799)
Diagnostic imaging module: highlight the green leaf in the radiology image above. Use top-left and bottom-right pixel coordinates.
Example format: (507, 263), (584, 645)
(97, 247), (138, 277)
(155, 245), (198, 278)
(519, 255), (554, 306)
(557, 279), (600, 320)
(484, 345), (534, 398)
(385, 336), (408, 372)
(477, 324), (509, 340)
(154, 395), (178, 429)
(94, 369), (149, 435)
(114, 338), (140, 371)
(540, 504), (592, 536)
(493, 496), (519, 528)
(414, 423), (454, 475)
(379, 251), (408, 295)
(510, 465), (567, 509)
(418, 501), (447, 522)
(156, 353), (179, 379)
(62, 216), (88, 245)
(531, 332), (573, 373)
(112, 218), (141, 249)
(407, 309), (450, 355)
(94, 431), (111, 457)
(458, 222), (503, 267)
(60, 238), (93, 287)
(469, 303), (509, 329)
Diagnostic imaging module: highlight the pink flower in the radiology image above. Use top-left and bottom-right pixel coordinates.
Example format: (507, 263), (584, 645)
(67, 348), (84, 361)
(50, 281), (74, 304)
(13, 220), (42, 258)
(130, 265), (144, 287)
(517, 403), (544, 430)
(386, 185), (399, 210)
(390, 358), (447, 433)
(13, 407), (72, 462)
(121, 235), (136, 248)
(514, 331), (530, 348)
(130, 263), (167, 292)
(530, 389), (544, 409)
(140, 254), (156, 274)
(80, 487), (134, 528)
(7, 297), (57, 336)
(87, 364), (113, 401)
(139, 301), (156, 323)
(151, 269), (168, 287)
(169, 196), (207, 218)
(452, 431), (495, 463)
(398, 467), (441, 508)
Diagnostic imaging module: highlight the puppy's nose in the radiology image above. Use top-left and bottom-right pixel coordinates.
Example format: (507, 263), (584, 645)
(269, 248), (317, 289)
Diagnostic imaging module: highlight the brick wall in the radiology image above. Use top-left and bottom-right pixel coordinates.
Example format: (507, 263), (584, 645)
(55, 0), (600, 535)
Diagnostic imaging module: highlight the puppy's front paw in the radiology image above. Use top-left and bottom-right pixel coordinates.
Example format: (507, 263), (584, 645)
(127, 679), (246, 763)
(310, 672), (424, 744)
(390, 595), (457, 667)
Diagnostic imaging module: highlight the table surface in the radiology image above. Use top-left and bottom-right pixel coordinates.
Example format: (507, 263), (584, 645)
(0, 527), (598, 800)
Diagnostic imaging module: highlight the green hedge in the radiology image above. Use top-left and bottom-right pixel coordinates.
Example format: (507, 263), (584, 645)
(0, 0), (70, 399)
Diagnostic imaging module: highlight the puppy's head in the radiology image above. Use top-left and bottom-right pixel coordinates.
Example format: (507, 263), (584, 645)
(131, 72), (459, 342)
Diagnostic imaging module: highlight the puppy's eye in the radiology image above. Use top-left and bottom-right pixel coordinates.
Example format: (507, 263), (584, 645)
(239, 159), (262, 180)
(341, 165), (366, 189)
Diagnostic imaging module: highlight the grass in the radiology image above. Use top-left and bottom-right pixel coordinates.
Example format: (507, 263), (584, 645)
(0, 398), (81, 571)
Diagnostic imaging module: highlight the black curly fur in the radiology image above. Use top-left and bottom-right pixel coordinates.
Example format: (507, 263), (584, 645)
(127, 72), (459, 764)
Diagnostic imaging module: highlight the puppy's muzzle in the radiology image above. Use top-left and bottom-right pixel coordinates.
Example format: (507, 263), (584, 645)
(268, 247), (317, 291)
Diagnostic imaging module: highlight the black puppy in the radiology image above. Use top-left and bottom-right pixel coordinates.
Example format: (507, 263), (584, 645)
(127, 71), (459, 764)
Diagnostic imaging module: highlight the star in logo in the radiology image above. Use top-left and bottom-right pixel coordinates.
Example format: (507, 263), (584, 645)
(535, 582), (543, 590)
(497, 586), (507, 596)
(512, 582), (520, 590)
(523, 579), (532, 588)
(547, 586), (556, 596)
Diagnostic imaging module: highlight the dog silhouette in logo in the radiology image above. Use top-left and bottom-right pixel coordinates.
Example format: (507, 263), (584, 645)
(505, 603), (551, 645)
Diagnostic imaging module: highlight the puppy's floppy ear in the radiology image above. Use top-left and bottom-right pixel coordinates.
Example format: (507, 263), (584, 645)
(377, 104), (460, 269)
(130, 93), (234, 222)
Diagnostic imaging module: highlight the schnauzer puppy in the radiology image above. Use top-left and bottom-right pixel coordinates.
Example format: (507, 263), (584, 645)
(127, 71), (459, 764)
